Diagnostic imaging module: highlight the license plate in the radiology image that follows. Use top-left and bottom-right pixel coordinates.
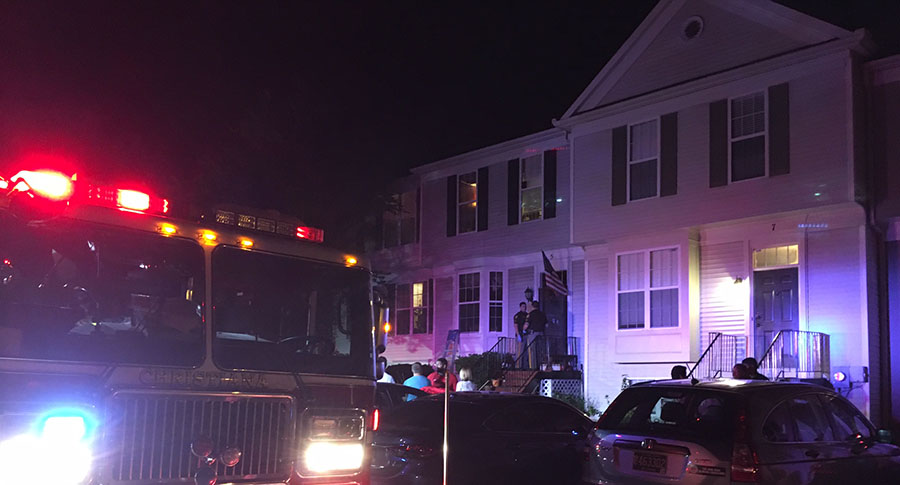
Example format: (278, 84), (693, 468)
(632, 452), (667, 473)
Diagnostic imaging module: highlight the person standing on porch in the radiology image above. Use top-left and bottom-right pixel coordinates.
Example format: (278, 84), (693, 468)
(523, 300), (547, 368)
(513, 302), (528, 366)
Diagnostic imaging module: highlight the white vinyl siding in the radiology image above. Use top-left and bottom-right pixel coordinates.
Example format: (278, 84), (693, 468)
(699, 241), (748, 355)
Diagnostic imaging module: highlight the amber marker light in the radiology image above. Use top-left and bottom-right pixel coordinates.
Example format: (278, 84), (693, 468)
(200, 231), (218, 245)
(158, 223), (177, 236)
(345, 255), (358, 266)
(239, 238), (254, 248)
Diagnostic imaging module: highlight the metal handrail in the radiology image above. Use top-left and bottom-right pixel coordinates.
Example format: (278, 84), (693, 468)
(688, 332), (722, 378)
(759, 330), (784, 364)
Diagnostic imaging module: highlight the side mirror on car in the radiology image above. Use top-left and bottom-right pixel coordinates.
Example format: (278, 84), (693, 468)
(877, 429), (893, 444)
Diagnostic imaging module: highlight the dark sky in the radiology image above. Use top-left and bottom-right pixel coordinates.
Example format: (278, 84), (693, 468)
(1, 1), (897, 247)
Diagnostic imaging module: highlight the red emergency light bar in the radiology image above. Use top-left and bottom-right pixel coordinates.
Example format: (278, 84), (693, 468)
(2, 168), (170, 216)
(214, 208), (325, 243)
(84, 185), (169, 214)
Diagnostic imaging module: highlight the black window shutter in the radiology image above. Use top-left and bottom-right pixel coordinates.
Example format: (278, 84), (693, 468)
(507, 159), (520, 225)
(543, 150), (557, 218)
(446, 175), (457, 237)
(660, 112), (678, 197)
(428, 278), (434, 334)
(709, 100), (728, 187)
(477, 166), (489, 231)
(611, 126), (627, 206)
(768, 83), (790, 176)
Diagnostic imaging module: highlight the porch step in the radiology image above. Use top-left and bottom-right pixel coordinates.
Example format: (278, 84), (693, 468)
(497, 370), (538, 393)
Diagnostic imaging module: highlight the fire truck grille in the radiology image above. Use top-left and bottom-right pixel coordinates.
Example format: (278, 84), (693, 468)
(105, 393), (294, 482)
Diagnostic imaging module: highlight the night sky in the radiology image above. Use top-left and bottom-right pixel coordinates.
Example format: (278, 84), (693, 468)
(2, 1), (898, 248)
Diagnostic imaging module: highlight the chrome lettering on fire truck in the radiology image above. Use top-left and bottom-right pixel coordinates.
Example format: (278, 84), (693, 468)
(139, 368), (269, 389)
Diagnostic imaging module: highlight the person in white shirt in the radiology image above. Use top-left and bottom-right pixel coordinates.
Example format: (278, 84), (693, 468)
(455, 367), (477, 391)
(377, 356), (395, 383)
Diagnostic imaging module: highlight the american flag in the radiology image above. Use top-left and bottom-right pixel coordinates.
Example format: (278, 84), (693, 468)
(541, 250), (567, 296)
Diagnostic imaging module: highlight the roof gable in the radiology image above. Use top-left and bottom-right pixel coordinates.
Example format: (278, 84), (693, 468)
(561, 0), (851, 119)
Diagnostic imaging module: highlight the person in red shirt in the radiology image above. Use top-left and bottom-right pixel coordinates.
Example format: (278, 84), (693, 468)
(422, 358), (458, 394)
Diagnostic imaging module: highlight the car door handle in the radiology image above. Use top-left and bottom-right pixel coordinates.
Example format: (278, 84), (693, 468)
(805, 449), (820, 458)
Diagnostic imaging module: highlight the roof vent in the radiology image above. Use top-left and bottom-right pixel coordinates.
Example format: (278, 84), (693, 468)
(682, 16), (704, 41)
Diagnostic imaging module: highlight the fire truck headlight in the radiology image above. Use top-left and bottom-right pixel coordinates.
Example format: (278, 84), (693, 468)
(0, 411), (95, 484)
(302, 441), (364, 475)
(0, 434), (92, 484)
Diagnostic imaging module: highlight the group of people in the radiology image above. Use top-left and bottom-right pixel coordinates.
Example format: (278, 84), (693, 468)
(382, 358), (479, 393)
(669, 357), (768, 380)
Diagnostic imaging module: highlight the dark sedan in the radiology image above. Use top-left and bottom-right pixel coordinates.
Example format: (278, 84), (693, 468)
(371, 392), (593, 485)
(584, 379), (900, 484)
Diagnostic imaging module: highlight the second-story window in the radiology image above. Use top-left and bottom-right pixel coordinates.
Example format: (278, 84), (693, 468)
(382, 190), (417, 248)
(520, 153), (543, 222)
(458, 272), (480, 332)
(458, 172), (478, 234)
(628, 119), (659, 201)
(730, 91), (766, 182)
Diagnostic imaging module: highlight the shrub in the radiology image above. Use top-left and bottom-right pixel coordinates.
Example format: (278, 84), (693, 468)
(553, 392), (600, 416)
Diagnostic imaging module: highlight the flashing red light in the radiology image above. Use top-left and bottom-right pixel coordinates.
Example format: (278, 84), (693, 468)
(0, 177), (8, 190)
(296, 225), (325, 243)
(10, 170), (75, 201)
(117, 189), (151, 211)
(372, 409), (380, 432)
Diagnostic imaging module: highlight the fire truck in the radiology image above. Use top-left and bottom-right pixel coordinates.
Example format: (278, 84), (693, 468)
(0, 167), (382, 485)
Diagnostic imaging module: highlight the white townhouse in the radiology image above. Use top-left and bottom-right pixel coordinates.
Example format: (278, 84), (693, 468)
(370, 0), (898, 426)
(368, 129), (584, 369)
(558, 0), (883, 418)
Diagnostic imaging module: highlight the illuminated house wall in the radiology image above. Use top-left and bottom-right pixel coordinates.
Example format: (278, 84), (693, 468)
(555, 0), (881, 417)
(368, 129), (581, 367)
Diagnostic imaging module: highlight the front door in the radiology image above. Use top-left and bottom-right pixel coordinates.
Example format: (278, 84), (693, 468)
(753, 267), (799, 360)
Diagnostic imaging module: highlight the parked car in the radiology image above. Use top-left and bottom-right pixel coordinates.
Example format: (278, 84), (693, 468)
(371, 392), (593, 485)
(376, 381), (428, 411)
(584, 379), (900, 484)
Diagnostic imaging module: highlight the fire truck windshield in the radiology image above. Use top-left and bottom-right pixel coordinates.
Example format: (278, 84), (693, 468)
(211, 247), (373, 378)
(0, 216), (204, 366)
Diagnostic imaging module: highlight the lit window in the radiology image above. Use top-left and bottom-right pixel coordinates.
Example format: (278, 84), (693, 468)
(752, 244), (798, 269)
(628, 119), (658, 201)
(617, 248), (679, 330)
(520, 154), (543, 222)
(412, 281), (431, 334)
(458, 272), (480, 332)
(458, 172), (477, 234)
(730, 92), (766, 182)
(489, 272), (503, 332)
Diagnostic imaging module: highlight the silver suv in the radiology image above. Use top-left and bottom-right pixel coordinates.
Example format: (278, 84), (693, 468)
(585, 379), (900, 484)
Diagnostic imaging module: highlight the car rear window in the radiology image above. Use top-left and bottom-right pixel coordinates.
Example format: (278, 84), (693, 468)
(600, 387), (739, 442)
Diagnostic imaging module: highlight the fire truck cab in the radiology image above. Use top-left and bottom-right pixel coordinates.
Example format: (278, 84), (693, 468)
(0, 169), (377, 485)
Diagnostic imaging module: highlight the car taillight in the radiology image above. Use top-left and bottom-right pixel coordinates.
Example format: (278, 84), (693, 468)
(372, 408), (380, 432)
(731, 443), (760, 482)
(731, 405), (759, 482)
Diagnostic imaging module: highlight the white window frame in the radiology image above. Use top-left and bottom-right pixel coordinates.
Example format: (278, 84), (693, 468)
(488, 271), (504, 333)
(458, 272), (480, 333)
(519, 151), (544, 223)
(615, 247), (681, 331)
(728, 90), (768, 183)
(626, 118), (660, 202)
(457, 171), (478, 234)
